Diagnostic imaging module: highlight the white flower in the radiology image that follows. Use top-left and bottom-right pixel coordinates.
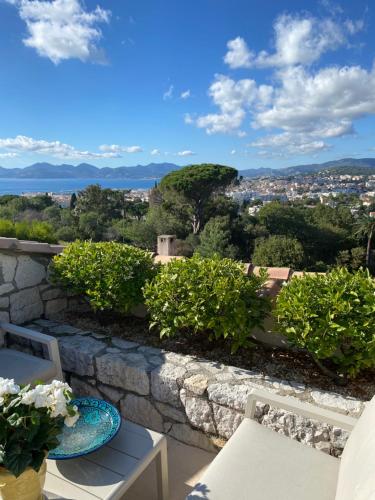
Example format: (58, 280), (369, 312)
(21, 384), (53, 408)
(64, 406), (80, 428)
(50, 400), (69, 418)
(19, 379), (79, 423)
(0, 378), (20, 405)
(21, 380), (72, 412)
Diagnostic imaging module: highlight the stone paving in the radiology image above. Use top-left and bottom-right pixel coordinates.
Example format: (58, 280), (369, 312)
(9, 318), (367, 457)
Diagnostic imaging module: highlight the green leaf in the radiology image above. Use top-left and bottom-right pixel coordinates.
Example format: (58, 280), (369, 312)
(3, 446), (32, 478)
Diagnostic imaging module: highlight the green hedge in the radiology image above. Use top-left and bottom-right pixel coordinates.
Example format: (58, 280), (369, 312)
(51, 241), (157, 314)
(144, 254), (270, 352)
(0, 219), (57, 243)
(275, 267), (375, 377)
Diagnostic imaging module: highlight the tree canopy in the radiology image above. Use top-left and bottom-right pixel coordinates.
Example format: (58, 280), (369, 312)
(195, 216), (237, 259)
(159, 164), (237, 233)
(355, 214), (375, 269)
(252, 235), (305, 268)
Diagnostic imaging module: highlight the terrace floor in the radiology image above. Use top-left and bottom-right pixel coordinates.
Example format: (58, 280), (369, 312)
(126, 435), (216, 500)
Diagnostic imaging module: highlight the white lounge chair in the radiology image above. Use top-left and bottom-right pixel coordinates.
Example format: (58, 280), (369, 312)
(0, 322), (63, 385)
(187, 388), (374, 500)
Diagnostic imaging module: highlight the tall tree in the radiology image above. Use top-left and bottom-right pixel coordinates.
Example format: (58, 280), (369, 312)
(75, 184), (128, 220)
(69, 192), (77, 211)
(195, 216), (237, 259)
(158, 164), (237, 234)
(355, 214), (375, 268)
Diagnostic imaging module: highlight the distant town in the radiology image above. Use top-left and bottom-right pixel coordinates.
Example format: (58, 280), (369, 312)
(230, 171), (375, 209)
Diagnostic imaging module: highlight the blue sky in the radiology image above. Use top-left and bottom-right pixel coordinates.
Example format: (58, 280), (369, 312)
(0, 0), (374, 170)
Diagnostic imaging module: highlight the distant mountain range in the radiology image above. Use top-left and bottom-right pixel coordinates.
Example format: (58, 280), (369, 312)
(0, 157), (375, 180)
(0, 162), (181, 179)
(240, 157), (375, 178)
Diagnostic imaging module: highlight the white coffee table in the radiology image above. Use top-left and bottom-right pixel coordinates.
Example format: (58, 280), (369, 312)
(43, 419), (169, 500)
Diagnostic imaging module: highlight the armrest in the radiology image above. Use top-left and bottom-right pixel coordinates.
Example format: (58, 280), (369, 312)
(0, 322), (63, 381)
(246, 388), (357, 431)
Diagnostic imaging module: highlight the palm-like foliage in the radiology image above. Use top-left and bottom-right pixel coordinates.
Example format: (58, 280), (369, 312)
(355, 214), (375, 268)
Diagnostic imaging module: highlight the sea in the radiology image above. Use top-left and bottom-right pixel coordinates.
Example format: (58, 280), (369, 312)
(0, 178), (157, 195)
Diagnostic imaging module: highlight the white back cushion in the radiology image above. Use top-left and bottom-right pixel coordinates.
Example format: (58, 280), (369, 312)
(335, 395), (375, 500)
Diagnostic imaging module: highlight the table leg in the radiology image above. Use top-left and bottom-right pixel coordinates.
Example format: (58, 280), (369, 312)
(156, 441), (169, 500)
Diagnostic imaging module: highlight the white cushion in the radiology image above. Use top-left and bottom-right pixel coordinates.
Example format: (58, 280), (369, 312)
(335, 395), (375, 500)
(187, 418), (339, 500)
(0, 348), (57, 385)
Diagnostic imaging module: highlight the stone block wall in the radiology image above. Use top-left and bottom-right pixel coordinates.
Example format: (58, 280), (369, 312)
(14, 319), (367, 457)
(0, 239), (83, 324)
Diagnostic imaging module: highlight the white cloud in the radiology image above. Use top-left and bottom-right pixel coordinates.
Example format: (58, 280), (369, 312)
(180, 89), (191, 99)
(99, 144), (143, 153)
(224, 14), (363, 69)
(151, 148), (161, 155)
(248, 64), (375, 155)
(177, 150), (195, 156)
(230, 149), (236, 155)
(189, 12), (374, 157)
(7, 0), (110, 64)
(189, 74), (272, 134)
(255, 15), (346, 68)
(196, 109), (245, 135)
(0, 152), (18, 158)
(224, 37), (253, 69)
(0, 135), (120, 159)
(250, 133), (331, 155)
(163, 84), (174, 100)
(253, 65), (375, 137)
(344, 19), (364, 35)
(320, 0), (344, 17)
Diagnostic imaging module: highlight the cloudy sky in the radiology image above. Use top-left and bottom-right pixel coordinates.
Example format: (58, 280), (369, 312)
(0, 0), (374, 170)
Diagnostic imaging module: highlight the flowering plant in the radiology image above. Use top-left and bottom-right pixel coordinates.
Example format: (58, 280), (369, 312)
(0, 378), (79, 477)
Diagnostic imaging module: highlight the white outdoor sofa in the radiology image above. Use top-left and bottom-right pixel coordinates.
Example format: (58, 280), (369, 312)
(187, 388), (375, 500)
(0, 322), (63, 385)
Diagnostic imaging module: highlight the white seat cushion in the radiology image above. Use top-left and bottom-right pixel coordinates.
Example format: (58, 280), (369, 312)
(335, 395), (375, 500)
(187, 418), (339, 500)
(0, 348), (57, 385)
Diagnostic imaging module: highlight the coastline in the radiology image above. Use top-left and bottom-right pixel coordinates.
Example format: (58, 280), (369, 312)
(0, 177), (157, 196)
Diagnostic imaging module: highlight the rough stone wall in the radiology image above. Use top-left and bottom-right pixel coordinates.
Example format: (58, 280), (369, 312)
(13, 319), (367, 457)
(0, 249), (82, 324)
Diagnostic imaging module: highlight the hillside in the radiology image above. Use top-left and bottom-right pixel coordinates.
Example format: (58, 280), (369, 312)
(0, 162), (181, 179)
(240, 158), (375, 178)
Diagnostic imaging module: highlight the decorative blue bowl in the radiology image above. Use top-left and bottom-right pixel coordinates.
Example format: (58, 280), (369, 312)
(48, 398), (121, 460)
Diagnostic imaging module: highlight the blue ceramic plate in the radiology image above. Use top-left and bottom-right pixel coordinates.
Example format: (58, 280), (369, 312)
(49, 398), (121, 460)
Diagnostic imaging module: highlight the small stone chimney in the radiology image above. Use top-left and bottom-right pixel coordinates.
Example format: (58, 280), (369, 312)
(157, 235), (177, 256)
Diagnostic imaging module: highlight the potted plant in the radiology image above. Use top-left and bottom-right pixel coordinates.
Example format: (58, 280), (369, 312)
(0, 378), (79, 500)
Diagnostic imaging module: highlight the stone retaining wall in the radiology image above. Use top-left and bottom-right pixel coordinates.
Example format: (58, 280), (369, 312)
(10, 319), (367, 457)
(0, 240), (83, 324)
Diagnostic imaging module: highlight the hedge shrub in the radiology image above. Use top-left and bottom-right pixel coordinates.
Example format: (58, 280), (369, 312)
(275, 267), (375, 377)
(0, 219), (57, 243)
(143, 254), (270, 352)
(51, 241), (157, 314)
